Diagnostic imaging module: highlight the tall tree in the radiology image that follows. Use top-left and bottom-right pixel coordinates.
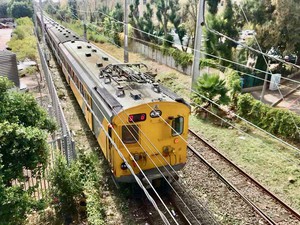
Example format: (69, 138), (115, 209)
(204, 0), (239, 66)
(268, 0), (300, 58)
(242, 0), (300, 64)
(0, 2), (8, 18)
(129, 0), (143, 39)
(139, 3), (155, 42)
(10, 1), (33, 18)
(68, 0), (77, 19)
(241, 0), (274, 26)
(207, 0), (221, 15)
(155, 0), (170, 40)
(103, 3), (124, 46)
(168, 0), (187, 51)
(182, 0), (198, 52)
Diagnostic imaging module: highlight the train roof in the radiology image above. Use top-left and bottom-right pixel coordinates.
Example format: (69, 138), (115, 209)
(40, 14), (83, 44)
(39, 13), (189, 111)
(62, 40), (188, 111)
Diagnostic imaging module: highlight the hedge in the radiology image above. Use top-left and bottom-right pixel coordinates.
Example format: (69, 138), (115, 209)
(237, 93), (300, 141)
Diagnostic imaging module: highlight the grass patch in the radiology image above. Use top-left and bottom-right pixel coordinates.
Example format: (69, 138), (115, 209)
(57, 19), (107, 44)
(155, 72), (190, 100)
(155, 69), (300, 210)
(60, 20), (84, 37)
(189, 116), (300, 210)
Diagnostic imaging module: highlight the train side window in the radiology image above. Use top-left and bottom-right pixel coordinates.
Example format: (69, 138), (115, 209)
(122, 125), (139, 144)
(171, 116), (184, 136)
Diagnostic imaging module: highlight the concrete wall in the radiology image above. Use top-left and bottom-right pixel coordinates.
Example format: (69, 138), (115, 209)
(131, 41), (193, 76)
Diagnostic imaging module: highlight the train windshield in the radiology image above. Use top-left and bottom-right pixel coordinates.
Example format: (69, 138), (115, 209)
(122, 125), (139, 144)
(172, 116), (184, 136)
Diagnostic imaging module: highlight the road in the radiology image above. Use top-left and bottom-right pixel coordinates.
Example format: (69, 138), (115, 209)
(0, 28), (13, 50)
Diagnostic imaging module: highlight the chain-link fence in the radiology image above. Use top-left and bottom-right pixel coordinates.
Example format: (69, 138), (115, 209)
(37, 43), (76, 164)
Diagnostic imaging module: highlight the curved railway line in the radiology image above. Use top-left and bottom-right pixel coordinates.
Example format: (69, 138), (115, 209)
(188, 129), (300, 225)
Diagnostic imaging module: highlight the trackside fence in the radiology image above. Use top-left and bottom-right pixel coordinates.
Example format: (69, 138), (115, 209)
(37, 43), (76, 164)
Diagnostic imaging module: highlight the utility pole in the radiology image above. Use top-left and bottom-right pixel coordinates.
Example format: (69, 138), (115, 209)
(260, 60), (270, 102)
(39, 0), (46, 44)
(191, 0), (205, 88)
(124, 0), (129, 63)
(33, 1), (38, 36)
(83, 0), (87, 40)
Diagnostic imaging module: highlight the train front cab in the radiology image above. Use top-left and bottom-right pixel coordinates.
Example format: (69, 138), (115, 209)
(108, 101), (190, 184)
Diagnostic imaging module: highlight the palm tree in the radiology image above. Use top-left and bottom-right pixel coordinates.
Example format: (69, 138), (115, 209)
(192, 73), (230, 115)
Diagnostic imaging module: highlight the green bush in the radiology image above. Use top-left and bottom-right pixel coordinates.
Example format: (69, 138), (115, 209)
(49, 153), (83, 220)
(237, 94), (300, 141)
(49, 152), (105, 223)
(8, 17), (37, 61)
(200, 58), (218, 69)
(225, 68), (241, 106)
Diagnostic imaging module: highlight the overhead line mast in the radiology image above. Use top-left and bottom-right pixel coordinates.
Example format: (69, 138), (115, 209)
(191, 0), (205, 87)
(124, 0), (129, 63)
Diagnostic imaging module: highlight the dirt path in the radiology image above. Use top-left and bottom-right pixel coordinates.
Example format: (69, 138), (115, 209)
(0, 28), (13, 50)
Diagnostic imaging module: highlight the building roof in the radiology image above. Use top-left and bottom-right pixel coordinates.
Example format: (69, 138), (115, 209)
(0, 50), (20, 87)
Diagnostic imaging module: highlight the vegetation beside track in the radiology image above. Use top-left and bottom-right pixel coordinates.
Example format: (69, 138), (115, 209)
(7, 17), (37, 61)
(89, 39), (300, 212)
(189, 116), (300, 210)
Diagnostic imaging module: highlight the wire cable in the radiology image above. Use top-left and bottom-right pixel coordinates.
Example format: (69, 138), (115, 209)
(43, 7), (218, 223)
(36, 10), (174, 225)
(59, 6), (300, 161)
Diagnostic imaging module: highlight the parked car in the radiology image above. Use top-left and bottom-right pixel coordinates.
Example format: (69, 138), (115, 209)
(284, 54), (297, 64)
(267, 47), (282, 63)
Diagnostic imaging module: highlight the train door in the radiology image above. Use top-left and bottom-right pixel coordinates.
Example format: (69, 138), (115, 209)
(85, 95), (93, 130)
(106, 126), (114, 169)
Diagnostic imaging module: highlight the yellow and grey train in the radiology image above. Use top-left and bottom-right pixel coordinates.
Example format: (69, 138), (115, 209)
(37, 14), (190, 185)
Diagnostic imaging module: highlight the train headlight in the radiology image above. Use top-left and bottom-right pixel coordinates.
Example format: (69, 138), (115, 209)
(121, 162), (128, 170)
(174, 138), (179, 144)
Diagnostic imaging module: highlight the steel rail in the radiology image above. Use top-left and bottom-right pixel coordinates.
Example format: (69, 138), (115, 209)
(187, 143), (276, 225)
(188, 129), (300, 223)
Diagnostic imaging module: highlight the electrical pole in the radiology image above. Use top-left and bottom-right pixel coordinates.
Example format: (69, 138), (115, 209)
(33, 1), (38, 36)
(191, 0), (205, 88)
(39, 0), (46, 44)
(83, 0), (87, 40)
(124, 0), (129, 63)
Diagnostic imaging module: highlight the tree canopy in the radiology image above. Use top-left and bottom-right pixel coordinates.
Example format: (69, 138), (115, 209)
(9, 0), (33, 18)
(0, 2), (8, 18)
(0, 77), (56, 224)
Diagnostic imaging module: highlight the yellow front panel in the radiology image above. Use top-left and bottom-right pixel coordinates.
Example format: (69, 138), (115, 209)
(112, 102), (190, 179)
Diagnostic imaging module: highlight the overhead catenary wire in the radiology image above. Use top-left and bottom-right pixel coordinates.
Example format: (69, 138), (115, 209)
(90, 7), (300, 146)
(87, 7), (300, 91)
(188, 96), (300, 169)
(238, 3), (300, 140)
(37, 9), (174, 225)
(49, 0), (300, 170)
(67, 6), (300, 159)
(42, 6), (214, 225)
(41, 4), (300, 221)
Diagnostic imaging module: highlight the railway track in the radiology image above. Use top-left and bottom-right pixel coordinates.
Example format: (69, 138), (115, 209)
(188, 129), (300, 225)
(139, 184), (218, 225)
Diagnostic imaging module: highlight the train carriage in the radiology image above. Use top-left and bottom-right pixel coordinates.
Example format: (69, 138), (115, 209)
(37, 14), (190, 185)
